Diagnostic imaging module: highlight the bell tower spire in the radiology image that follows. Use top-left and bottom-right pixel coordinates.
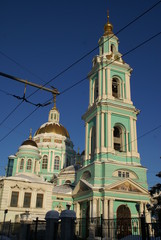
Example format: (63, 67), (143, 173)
(48, 88), (60, 124)
(104, 10), (113, 36)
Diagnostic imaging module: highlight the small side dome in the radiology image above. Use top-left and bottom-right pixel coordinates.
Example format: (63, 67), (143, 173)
(21, 129), (38, 148)
(21, 139), (38, 148)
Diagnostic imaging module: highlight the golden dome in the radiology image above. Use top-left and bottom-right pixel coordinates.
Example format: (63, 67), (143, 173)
(35, 122), (70, 138)
(104, 10), (113, 36)
(21, 139), (38, 148)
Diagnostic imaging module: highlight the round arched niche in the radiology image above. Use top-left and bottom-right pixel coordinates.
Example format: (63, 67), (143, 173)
(81, 171), (91, 180)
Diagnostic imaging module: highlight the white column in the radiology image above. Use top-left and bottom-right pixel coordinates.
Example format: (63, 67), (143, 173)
(140, 202), (144, 216)
(31, 190), (36, 208)
(32, 159), (35, 173)
(93, 199), (97, 217)
(125, 73), (131, 101)
(105, 69), (107, 96)
(111, 128), (114, 150)
(107, 68), (111, 98)
(103, 198), (108, 219)
(19, 191), (24, 208)
(76, 202), (80, 218)
(130, 117), (135, 152)
(89, 200), (93, 218)
(24, 157), (27, 172)
(16, 159), (19, 173)
(126, 131), (129, 152)
(103, 68), (106, 98)
(98, 68), (101, 100)
(101, 112), (105, 150)
(109, 199), (114, 219)
(134, 119), (138, 152)
(52, 152), (55, 171)
(48, 150), (51, 172)
(85, 123), (88, 161)
(61, 152), (64, 169)
(96, 112), (100, 152)
(97, 198), (100, 217)
(107, 112), (111, 150)
(122, 82), (125, 99)
(89, 78), (92, 105)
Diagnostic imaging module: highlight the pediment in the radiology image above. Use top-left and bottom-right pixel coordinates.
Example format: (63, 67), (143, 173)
(107, 179), (148, 194)
(73, 179), (92, 195)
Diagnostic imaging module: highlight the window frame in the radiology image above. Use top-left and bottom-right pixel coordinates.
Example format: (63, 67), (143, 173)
(54, 156), (60, 170)
(42, 155), (48, 170)
(36, 193), (43, 208)
(19, 158), (24, 170)
(23, 192), (31, 208)
(10, 191), (19, 207)
(27, 159), (32, 170)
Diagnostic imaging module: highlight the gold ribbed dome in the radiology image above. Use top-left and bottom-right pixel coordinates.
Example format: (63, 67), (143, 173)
(35, 123), (70, 138)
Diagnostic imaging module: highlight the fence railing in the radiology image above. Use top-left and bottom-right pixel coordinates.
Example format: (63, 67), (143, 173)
(0, 217), (161, 240)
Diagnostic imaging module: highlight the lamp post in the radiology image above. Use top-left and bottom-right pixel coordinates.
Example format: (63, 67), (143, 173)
(3, 209), (8, 223)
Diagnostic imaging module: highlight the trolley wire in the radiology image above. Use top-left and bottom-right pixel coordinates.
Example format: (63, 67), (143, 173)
(0, 30), (161, 143)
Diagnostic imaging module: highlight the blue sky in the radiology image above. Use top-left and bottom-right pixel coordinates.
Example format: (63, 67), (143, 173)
(0, 0), (161, 188)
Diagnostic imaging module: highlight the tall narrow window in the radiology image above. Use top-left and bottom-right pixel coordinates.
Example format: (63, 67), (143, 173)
(10, 191), (19, 207)
(23, 192), (31, 208)
(54, 156), (60, 170)
(36, 194), (43, 208)
(112, 78), (119, 98)
(91, 126), (96, 157)
(94, 78), (98, 101)
(111, 44), (116, 54)
(114, 126), (122, 152)
(20, 159), (24, 170)
(42, 155), (48, 169)
(27, 159), (32, 170)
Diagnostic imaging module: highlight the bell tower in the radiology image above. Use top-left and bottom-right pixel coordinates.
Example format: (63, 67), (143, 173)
(82, 12), (140, 166)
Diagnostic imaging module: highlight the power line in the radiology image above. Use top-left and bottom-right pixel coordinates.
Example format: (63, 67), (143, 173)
(60, 31), (161, 95)
(0, 0), (160, 127)
(0, 30), (160, 143)
(0, 50), (46, 84)
(29, 0), (161, 90)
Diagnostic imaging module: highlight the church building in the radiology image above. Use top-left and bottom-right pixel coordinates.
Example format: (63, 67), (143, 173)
(0, 12), (150, 226)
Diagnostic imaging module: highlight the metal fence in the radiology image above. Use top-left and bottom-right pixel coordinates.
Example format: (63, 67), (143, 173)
(0, 217), (161, 240)
(75, 217), (142, 239)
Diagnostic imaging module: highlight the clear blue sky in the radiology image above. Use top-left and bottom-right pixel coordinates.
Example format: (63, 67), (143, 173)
(0, 0), (161, 188)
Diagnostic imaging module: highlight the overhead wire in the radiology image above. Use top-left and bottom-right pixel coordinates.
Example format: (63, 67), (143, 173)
(0, 30), (161, 143)
(0, 0), (160, 127)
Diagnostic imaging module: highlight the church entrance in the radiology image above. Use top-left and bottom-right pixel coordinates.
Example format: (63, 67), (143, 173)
(117, 204), (132, 239)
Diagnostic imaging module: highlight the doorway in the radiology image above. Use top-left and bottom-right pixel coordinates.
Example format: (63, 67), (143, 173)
(117, 204), (132, 239)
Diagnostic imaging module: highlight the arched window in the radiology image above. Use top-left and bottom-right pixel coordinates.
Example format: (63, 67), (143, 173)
(27, 159), (32, 170)
(54, 156), (60, 170)
(111, 44), (116, 54)
(90, 126), (96, 157)
(65, 180), (71, 184)
(81, 171), (91, 180)
(42, 155), (48, 169)
(112, 78), (120, 98)
(19, 159), (24, 170)
(113, 125), (125, 152)
(94, 78), (98, 101)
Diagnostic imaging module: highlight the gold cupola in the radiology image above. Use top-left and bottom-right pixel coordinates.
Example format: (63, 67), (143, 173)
(104, 10), (113, 36)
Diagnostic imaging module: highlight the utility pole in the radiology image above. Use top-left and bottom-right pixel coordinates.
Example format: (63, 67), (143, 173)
(0, 71), (59, 95)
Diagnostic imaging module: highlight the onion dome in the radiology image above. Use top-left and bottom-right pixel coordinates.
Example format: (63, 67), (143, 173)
(104, 10), (113, 36)
(35, 122), (70, 138)
(21, 129), (38, 147)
